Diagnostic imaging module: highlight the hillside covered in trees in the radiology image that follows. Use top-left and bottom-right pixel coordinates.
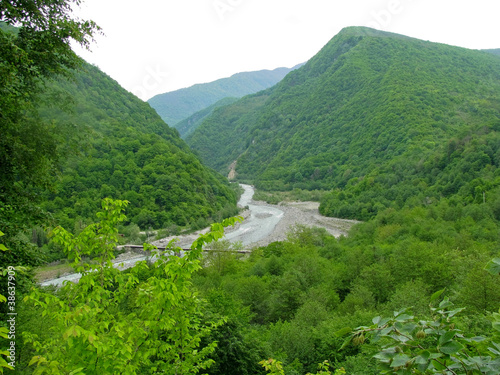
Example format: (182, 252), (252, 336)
(2, 2), (500, 373)
(187, 27), (500, 221)
(175, 97), (240, 138)
(178, 28), (500, 374)
(38, 63), (238, 232)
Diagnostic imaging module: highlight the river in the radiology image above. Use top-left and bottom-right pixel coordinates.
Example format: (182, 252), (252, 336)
(223, 184), (284, 245)
(40, 184), (358, 286)
(40, 184), (287, 286)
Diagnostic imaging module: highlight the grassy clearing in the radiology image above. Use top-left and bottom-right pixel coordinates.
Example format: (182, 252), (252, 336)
(34, 261), (74, 282)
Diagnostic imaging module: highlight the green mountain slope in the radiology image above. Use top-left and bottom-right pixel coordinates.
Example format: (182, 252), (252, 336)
(147, 66), (301, 127)
(175, 97), (239, 138)
(484, 48), (500, 57)
(187, 27), (500, 220)
(39, 63), (237, 230)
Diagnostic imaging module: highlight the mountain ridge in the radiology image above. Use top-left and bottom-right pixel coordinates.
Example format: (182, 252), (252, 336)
(147, 65), (303, 127)
(175, 96), (240, 138)
(187, 26), (500, 220)
(39, 63), (238, 230)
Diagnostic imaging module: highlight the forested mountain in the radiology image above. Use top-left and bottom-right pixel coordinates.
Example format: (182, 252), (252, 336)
(38, 63), (237, 231)
(5, 5), (500, 372)
(484, 48), (500, 57)
(147, 65), (301, 127)
(187, 26), (500, 220)
(175, 97), (239, 138)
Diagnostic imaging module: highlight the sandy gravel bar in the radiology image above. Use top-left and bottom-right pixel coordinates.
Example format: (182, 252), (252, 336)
(249, 200), (359, 248)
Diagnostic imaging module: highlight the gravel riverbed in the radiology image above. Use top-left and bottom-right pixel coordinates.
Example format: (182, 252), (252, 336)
(247, 200), (359, 247)
(153, 199), (359, 249)
(38, 196), (358, 284)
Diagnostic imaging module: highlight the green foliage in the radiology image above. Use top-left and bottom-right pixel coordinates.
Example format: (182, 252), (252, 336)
(175, 97), (240, 138)
(22, 199), (242, 374)
(187, 27), (500, 222)
(253, 189), (325, 205)
(3, 15), (500, 373)
(189, 192), (500, 374)
(260, 359), (346, 375)
(1, 1), (239, 266)
(485, 258), (500, 276)
(200, 290), (266, 375)
(148, 66), (298, 127)
(0, 0), (99, 265)
(343, 293), (500, 374)
(36, 63), (238, 232)
(186, 93), (271, 173)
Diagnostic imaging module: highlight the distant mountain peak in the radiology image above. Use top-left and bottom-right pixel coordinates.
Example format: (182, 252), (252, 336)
(337, 26), (414, 38)
(147, 65), (302, 127)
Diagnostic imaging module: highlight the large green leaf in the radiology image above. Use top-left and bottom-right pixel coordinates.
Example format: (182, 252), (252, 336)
(440, 341), (465, 355)
(390, 354), (411, 368)
(430, 289), (446, 303)
(485, 258), (500, 276)
(439, 331), (456, 346)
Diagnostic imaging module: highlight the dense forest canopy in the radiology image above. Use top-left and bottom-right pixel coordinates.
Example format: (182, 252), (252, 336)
(187, 26), (500, 220)
(37, 63), (238, 233)
(175, 97), (240, 138)
(0, 2), (238, 265)
(1, 5), (500, 373)
(0, 0), (100, 265)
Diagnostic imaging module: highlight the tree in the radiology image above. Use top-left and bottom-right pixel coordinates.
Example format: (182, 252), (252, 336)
(23, 199), (243, 374)
(341, 290), (500, 374)
(260, 358), (346, 375)
(0, 0), (100, 263)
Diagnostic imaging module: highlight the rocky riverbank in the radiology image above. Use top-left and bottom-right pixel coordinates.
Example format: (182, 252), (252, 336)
(37, 189), (358, 285)
(155, 198), (358, 249)
(248, 200), (359, 247)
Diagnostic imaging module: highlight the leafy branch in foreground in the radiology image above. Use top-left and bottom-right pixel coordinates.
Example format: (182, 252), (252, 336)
(339, 289), (500, 374)
(23, 198), (242, 374)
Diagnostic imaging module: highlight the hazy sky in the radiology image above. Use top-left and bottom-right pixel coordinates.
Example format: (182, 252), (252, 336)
(72, 0), (500, 101)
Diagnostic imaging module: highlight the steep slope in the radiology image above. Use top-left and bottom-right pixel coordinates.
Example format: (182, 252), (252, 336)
(147, 66), (301, 127)
(187, 27), (500, 220)
(175, 97), (239, 138)
(39, 63), (237, 230)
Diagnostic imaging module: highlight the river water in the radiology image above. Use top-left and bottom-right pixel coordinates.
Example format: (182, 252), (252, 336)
(41, 184), (284, 286)
(223, 184), (284, 245)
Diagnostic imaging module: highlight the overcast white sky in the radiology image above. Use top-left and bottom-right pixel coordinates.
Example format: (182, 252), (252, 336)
(72, 0), (500, 101)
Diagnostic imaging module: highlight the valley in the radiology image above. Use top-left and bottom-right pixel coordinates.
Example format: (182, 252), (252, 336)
(2, 8), (500, 373)
(187, 26), (500, 222)
(38, 184), (358, 286)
